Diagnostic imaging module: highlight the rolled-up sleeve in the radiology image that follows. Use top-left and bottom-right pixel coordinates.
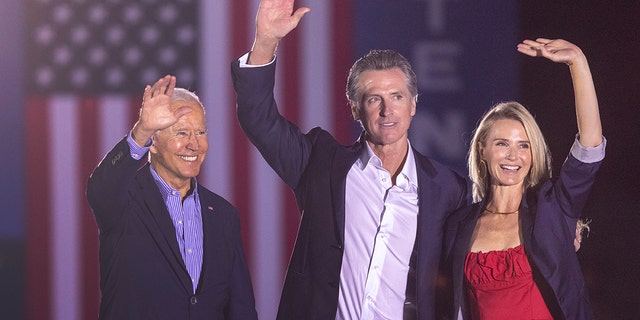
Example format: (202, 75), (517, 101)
(570, 135), (606, 163)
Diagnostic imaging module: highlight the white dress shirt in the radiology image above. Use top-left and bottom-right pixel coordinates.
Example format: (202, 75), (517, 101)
(337, 140), (419, 320)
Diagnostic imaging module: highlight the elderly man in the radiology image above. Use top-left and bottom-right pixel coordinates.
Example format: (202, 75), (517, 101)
(87, 75), (257, 320)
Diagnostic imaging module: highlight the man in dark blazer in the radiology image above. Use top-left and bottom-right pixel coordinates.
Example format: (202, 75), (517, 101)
(231, 1), (468, 318)
(87, 75), (257, 320)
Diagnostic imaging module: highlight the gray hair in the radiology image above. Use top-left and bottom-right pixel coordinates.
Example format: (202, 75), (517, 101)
(151, 88), (206, 141)
(172, 88), (204, 112)
(345, 50), (418, 108)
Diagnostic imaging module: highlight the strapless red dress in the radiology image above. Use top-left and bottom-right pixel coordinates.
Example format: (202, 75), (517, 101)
(464, 244), (553, 320)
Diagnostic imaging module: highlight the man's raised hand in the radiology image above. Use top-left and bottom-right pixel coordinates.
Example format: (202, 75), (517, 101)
(131, 75), (192, 146)
(249, 0), (310, 65)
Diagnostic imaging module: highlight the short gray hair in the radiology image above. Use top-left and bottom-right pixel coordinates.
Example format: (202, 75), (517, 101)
(172, 88), (204, 112)
(345, 50), (418, 107)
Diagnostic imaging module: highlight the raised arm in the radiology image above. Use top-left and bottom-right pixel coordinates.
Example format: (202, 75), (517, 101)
(131, 75), (192, 146)
(517, 38), (603, 147)
(248, 0), (310, 65)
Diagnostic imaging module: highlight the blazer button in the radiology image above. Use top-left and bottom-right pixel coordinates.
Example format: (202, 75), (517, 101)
(190, 296), (198, 305)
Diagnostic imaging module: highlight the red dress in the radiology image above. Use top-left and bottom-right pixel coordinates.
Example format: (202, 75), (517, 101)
(464, 244), (553, 320)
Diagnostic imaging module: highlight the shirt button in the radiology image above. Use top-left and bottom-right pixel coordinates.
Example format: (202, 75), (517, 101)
(187, 249), (193, 254)
(190, 296), (198, 304)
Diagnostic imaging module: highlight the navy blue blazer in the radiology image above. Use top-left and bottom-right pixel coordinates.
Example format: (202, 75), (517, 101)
(86, 138), (257, 320)
(445, 153), (602, 319)
(232, 59), (468, 319)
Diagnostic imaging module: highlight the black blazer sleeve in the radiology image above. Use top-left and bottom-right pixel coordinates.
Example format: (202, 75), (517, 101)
(86, 136), (147, 232)
(232, 59), (314, 190)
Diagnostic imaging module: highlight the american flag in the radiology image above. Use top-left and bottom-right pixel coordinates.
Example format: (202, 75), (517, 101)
(24, 0), (354, 319)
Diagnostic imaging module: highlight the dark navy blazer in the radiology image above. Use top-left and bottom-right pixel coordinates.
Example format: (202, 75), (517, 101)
(87, 138), (257, 320)
(445, 153), (602, 320)
(232, 58), (468, 319)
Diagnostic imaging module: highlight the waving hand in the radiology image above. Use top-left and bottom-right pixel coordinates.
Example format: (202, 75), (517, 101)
(131, 75), (192, 146)
(249, 0), (310, 65)
(517, 38), (602, 147)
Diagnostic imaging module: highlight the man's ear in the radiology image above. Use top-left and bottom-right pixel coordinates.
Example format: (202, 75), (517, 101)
(350, 101), (360, 120)
(410, 96), (417, 117)
(149, 136), (158, 155)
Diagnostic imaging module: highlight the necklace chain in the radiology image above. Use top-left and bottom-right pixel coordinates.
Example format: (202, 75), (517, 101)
(484, 207), (519, 215)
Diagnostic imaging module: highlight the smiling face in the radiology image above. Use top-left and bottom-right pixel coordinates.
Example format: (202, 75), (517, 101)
(351, 68), (416, 150)
(150, 100), (208, 190)
(479, 119), (531, 188)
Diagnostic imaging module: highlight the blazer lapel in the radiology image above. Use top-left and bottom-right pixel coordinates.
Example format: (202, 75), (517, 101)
(414, 150), (437, 232)
(196, 191), (220, 293)
(520, 190), (536, 252)
(455, 202), (484, 254)
(413, 150), (441, 273)
(329, 136), (364, 246)
(451, 202), (484, 318)
(136, 165), (192, 292)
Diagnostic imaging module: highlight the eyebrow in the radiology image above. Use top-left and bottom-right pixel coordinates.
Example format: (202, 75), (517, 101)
(170, 127), (207, 133)
(363, 90), (404, 99)
(491, 138), (530, 143)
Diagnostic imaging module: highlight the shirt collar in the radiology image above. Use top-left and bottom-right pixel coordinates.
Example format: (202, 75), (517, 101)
(149, 165), (199, 200)
(399, 141), (418, 190)
(356, 139), (419, 189)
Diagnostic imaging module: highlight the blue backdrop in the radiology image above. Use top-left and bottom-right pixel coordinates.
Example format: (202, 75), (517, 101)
(355, 0), (518, 172)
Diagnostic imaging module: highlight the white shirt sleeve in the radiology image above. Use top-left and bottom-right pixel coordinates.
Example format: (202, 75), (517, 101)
(238, 52), (275, 68)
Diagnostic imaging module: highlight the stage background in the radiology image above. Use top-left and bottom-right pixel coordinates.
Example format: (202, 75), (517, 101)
(0, 1), (638, 319)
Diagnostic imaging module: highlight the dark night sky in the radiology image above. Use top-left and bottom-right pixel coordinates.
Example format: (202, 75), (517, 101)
(520, 2), (640, 318)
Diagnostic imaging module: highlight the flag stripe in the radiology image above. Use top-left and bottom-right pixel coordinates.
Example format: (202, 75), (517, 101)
(79, 97), (100, 320)
(98, 96), (134, 156)
(199, 0), (232, 200)
(50, 96), (80, 320)
(249, 148), (284, 317)
(331, 0), (355, 144)
(230, 0), (253, 267)
(301, 1), (332, 133)
(26, 97), (52, 320)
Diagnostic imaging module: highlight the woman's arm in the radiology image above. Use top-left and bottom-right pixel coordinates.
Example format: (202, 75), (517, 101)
(517, 38), (603, 147)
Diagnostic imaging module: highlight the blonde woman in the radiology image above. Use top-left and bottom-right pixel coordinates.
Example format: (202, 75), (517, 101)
(446, 39), (604, 319)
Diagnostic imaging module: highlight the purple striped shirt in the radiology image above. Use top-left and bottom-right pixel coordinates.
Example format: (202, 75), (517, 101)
(128, 134), (204, 293)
